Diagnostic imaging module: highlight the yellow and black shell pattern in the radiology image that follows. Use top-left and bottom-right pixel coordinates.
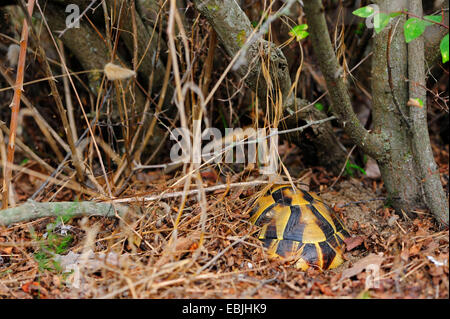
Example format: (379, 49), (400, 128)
(250, 185), (350, 271)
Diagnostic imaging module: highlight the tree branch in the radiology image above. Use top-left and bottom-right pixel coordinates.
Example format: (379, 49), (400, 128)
(0, 201), (131, 227)
(303, 0), (385, 160)
(193, 0), (292, 103)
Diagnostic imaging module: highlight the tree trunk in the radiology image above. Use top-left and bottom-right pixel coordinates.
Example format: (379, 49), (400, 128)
(407, 0), (449, 225)
(304, 0), (448, 224)
(371, 0), (424, 213)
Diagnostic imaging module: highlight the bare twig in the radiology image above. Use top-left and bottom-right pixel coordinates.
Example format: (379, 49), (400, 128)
(56, 0), (98, 37)
(0, 121), (55, 174)
(329, 145), (357, 190)
(111, 180), (270, 203)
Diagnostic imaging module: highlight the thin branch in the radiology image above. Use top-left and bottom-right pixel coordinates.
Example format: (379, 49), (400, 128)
(56, 0), (98, 37)
(400, 10), (449, 30)
(111, 180), (271, 203)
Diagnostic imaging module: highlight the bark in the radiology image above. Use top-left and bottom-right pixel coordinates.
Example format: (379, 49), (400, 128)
(0, 201), (132, 226)
(407, 0), (448, 225)
(193, 0), (292, 102)
(137, 0), (188, 31)
(42, 3), (114, 95)
(370, 0), (424, 213)
(107, 0), (167, 89)
(304, 0), (447, 223)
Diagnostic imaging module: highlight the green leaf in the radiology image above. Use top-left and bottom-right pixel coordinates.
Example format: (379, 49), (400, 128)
(20, 158), (29, 165)
(346, 162), (367, 176)
(295, 24), (308, 31)
(440, 34), (449, 63)
(363, 154), (368, 164)
(314, 103), (324, 111)
(423, 15), (442, 26)
(352, 6), (374, 18)
(374, 13), (390, 33)
(404, 18), (427, 43)
(289, 24), (309, 41)
(355, 22), (365, 36)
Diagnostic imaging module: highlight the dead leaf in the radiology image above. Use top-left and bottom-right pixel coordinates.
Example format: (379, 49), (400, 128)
(21, 282), (32, 294)
(341, 253), (384, 280)
(409, 244), (422, 255)
(407, 98), (423, 108)
(429, 264), (444, 277)
(333, 201), (346, 213)
(387, 215), (399, 227)
(231, 187), (244, 199)
(1, 247), (13, 254)
(330, 272), (342, 284)
(344, 236), (365, 251)
(189, 242), (200, 253)
(155, 233), (200, 267)
(364, 157), (381, 180)
(423, 241), (439, 255)
(400, 249), (409, 262)
(200, 170), (218, 183)
(314, 282), (335, 296)
(0, 283), (9, 295)
(22, 281), (48, 298)
(104, 63), (136, 80)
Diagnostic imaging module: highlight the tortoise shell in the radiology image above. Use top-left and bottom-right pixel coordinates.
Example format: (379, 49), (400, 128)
(250, 185), (350, 271)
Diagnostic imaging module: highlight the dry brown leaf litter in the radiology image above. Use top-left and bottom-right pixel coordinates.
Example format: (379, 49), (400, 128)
(0, 177), (448, 299)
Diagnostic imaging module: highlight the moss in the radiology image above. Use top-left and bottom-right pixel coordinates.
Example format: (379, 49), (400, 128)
(403, 150), (413, 162)
(236, 30), (246, 47)
(207, 4), (219, 11)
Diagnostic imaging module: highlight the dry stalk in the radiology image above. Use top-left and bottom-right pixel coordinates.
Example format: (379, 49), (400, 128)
(35, 1), (113, 197)
(0, 63), (68, 159)
(0, 120), (55, 174)
(58, 40), (78, 142)
(111, 180), (269, 203)
(3, 0), (35, 209)
(17, 0), (85, 184)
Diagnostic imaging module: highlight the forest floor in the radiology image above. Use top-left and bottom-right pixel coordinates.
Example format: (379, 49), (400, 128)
(0, 141), (448, 299)
(1, 0), (448, 300)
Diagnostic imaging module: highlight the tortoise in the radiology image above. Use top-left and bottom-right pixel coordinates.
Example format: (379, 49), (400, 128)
(249, 184), (350, 271)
